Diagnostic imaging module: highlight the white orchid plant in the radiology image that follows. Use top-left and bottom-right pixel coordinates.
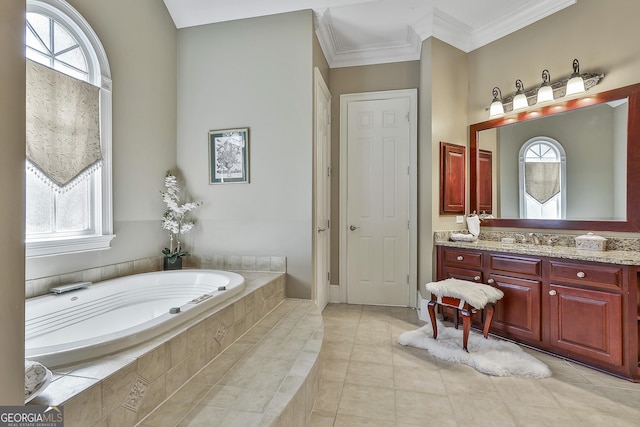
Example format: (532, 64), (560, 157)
(161, 171), (203, 264)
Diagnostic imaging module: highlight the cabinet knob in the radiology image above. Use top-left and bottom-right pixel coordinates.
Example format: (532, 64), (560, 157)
(457, 256), (464, 261)
(549, 290), (557, 296)
(487, 278), (495, 284)
(576, 271), (586, 278)
(474, 276), (481, 281)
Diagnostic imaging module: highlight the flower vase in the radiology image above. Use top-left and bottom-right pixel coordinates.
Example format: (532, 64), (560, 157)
(163, 256), (183, 271)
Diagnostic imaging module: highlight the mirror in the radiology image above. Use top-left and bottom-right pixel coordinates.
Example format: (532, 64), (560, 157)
(470, 83), (640, 232)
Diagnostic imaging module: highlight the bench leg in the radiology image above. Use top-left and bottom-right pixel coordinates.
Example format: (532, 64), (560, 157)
(461, 308), (472, 351)
(427, 300), (438, 340)
(483, 303), (495, 339)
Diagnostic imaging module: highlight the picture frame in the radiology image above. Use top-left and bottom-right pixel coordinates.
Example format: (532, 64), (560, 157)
(208, 128), (249, 184)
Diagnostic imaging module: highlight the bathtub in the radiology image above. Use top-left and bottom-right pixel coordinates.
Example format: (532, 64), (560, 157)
(25, 269), (245, 368)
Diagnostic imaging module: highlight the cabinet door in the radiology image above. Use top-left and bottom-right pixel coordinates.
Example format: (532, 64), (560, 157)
(549, 284), (622, 366)
(478, 149), (492, 214)
(490, 274), (542, 342)
(440, 142), (465, 214)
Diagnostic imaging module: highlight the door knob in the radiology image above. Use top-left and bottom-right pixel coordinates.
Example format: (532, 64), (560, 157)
(549, 290), (557, 296)
(317, 227), (326, 233)
(349, 225), (360, 231)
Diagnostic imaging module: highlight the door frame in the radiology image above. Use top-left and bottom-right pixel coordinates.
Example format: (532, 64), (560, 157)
(339, 89), (418, 306)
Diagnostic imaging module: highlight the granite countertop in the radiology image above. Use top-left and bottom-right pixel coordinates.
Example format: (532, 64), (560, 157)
(435, 238), (640, 266)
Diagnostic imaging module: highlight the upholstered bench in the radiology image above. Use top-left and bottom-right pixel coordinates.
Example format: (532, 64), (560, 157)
(425, 278), (504, 351)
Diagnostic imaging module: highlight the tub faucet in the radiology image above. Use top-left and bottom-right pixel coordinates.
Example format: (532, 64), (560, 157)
(528, 233), (541, 245)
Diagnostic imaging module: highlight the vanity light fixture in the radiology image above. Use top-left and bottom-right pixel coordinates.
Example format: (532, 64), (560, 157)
(487, 58), (604, 118)
(512, 79), (528, 110)
(489, 87), (504, 117)
(536, 69), (554, 103)
(566, 58), (586, 96)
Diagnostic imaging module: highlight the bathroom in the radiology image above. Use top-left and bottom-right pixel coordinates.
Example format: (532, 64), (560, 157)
(3, 0), (640, 422)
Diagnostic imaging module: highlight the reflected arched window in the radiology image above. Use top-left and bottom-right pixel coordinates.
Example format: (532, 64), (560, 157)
(519, 136), (566, 219)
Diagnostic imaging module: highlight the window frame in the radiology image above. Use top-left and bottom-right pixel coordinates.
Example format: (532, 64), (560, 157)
(26, 0), (114, 258)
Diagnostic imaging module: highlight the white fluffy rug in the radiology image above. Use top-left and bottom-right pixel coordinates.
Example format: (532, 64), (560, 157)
(398, 320), (552, 378)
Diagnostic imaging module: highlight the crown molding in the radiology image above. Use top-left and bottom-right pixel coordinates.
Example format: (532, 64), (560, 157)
(315, 0), (576, 67)
(315, 9), (422, 68)
(469, 0), (576, 51)
(413, 8), (474, 53)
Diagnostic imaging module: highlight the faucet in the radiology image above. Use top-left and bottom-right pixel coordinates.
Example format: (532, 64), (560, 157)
(528, 233), (541, 245)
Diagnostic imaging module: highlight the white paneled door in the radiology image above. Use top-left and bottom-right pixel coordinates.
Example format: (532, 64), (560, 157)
(345, 95), (412, 306)
(314, 69), (331, 311)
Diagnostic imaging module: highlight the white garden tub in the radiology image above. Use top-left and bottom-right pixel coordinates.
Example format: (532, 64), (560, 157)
(25, 269), (245, 367)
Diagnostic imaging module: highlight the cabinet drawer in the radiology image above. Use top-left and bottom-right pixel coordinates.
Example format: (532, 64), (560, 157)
(441, 266), (483, 283)
(489, 254), (541, 277)
(549, 261), (622, 290)
(441, 248), (482, 268)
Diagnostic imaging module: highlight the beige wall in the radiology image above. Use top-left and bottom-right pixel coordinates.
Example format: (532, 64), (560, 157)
(421, 38), (469, 287)
(176, 11), (314, 298)
(313, 32), (329, 86)
(467, 0), (640, 236)
(328, 61), (421, 284)
(26, 0), (178, 279)
(0, 0), (26, 405)
(468, 0), (640, 124)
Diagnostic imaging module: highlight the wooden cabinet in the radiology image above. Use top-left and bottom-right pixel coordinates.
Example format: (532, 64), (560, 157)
(478, 149), (492, 214)
(487, 254), (542, 343)
(548, 284), (622, 366)
(435, 245), (638, 380)
(439, 142), (466, 214)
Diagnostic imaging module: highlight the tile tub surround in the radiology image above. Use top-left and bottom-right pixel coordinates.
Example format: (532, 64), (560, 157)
(138, 299), (322, 427)
(435, 230), (640, 265)
(28, 272), (291, 427)
(26, 254), (287, 299)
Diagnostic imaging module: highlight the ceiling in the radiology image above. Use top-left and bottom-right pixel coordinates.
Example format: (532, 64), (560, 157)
(162, 0), (576, 68)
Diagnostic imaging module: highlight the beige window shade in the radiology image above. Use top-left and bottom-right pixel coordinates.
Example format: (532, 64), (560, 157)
(26, 59), (101, 192)
(525, 162), (560, 204)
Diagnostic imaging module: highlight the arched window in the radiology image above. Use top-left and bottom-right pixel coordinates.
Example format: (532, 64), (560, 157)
(25, 0), (113, 257)
(519, 137), (566, 219)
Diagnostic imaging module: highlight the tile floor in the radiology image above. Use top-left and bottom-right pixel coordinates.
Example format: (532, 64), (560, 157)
(310, 303), (640, 427)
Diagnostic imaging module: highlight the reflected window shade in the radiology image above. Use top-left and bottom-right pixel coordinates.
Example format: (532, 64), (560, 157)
(26, 59), (102, 192)
(525, 162), (560, 204)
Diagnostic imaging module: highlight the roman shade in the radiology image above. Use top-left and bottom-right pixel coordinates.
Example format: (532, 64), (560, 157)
(525, 162), (560, 204)
(25, 59), (101, 191)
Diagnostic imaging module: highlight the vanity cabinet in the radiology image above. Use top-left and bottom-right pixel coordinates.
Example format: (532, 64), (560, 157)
(435, 245), (638, 380)
(547, 261), (624, 367)
(487, 254), (542, 344)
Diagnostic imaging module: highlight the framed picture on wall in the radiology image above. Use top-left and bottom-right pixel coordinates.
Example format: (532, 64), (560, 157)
(208, 128), (249, 184)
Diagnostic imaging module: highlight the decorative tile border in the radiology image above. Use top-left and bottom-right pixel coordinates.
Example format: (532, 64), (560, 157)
(122, 376), (150, 412)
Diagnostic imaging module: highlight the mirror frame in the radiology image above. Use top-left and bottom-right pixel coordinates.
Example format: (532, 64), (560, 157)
(470, 82), (640, 232)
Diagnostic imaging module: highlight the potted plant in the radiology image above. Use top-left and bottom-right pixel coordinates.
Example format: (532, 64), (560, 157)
(160, 171), (202, 270)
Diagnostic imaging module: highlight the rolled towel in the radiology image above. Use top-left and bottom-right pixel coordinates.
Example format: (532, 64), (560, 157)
(25, 360), (47, 397)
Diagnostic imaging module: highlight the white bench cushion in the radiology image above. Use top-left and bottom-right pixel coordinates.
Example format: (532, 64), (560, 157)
(425, 278), (504, 309)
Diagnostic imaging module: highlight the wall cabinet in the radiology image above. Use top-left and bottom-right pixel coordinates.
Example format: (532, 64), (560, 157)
(439, 142), (466, 214)
(436, 245), (639, 380)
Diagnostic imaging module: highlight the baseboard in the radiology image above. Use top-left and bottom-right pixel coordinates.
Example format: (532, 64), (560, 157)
(329, 284), (341, 303)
